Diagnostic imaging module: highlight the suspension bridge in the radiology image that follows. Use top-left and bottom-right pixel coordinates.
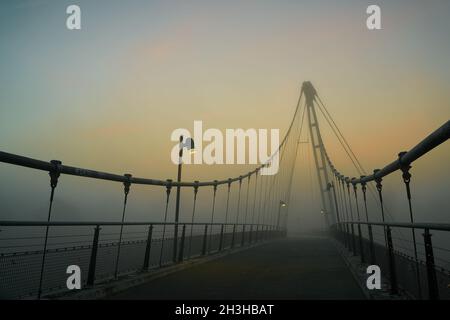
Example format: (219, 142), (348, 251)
(0, 82), (449, 300)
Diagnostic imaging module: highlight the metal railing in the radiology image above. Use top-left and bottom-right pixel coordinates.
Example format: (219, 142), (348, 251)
(0, 146), (292, 299)
(333, 221), (450, 300)
(0, 91), (300, 299)
(0, 147), (293, 299)
(0, 220), (283, 299)
(321, 120), (450, 300)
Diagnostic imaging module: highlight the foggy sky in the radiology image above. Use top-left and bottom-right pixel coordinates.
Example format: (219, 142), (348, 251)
(0, 0), (449, 235)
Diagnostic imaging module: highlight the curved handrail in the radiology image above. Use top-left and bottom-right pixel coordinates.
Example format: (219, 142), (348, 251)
(0, 92), (304, 188)
(0, 150), (258, 187)
(326, 120), (450, 184)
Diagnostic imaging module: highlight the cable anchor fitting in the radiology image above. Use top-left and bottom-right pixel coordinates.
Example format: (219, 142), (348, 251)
(398, 151), (412, 199)
(373, 169), (383, 193)
(213, 180), (218, 194)
(123, 174), (132, 196)
(49, 160), (62, 189)
(351, 177), (357, 192)
(194, 180), (199, 196)
(398, 151), (412, 183)
(360, 176), (367, 200)
(166, 179), (173, 200)
(48, 160), (62, 202)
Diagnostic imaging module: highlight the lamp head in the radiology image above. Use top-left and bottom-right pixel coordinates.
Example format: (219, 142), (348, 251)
(183, 137), (195, 154)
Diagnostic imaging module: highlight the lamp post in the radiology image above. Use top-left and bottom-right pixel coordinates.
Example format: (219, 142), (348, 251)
(173, 135), (195, 263)
(276, 200), (287, 229)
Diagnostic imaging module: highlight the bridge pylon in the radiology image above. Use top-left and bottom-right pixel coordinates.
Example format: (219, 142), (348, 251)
(302, 81), (335, 227)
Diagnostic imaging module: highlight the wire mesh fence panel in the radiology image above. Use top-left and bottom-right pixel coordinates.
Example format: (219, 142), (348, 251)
(160, 237), (175, 266)
(222, 226), (233, 249)
(0, 251), (44, 299)
(0, 222), (283, 299)
(0, 245), (92, 299)
(41, 246), (91, 295)
(148, 239), (162, 267)
(95, 243), (119, 282)
(338, 224), (450, 300)
(116, 240), (147, 276)
(207, 225), (221, 253)
(186, 227), (206, 259)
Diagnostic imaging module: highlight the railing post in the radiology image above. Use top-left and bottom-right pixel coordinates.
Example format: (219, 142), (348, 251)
(341, 222), (348, 248)
(87, 225), (101, 287)
(423, 229), (439, 300)
(201, 225), (208, 256)
(350, 223), (357, 256)
(345, 223), (351, 250)
(357, 223), (365, 263)
(241, 225), (246, 247)
(386, 226), (398, 295)
(249, 225), (253, 244)
(178, 224), (186, 262)
(218, 224), (224, 251)
(142, 225), (153, 271)
(339, 223), (345, 247)
(231, 224), (236, 248)
(368, 224), (376, 265)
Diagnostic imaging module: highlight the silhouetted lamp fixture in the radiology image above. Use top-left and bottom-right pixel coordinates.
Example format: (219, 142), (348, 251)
(183, 137), (196, 154)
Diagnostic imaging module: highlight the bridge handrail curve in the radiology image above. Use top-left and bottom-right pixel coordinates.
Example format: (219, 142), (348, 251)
(0, 92), (304, 188)
(326, 120), (450, 184)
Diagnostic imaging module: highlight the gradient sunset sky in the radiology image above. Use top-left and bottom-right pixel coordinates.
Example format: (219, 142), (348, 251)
(0, 0), (449, 225)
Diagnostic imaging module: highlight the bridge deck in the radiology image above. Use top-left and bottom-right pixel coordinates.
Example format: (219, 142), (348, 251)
(109, 236), (365, 300)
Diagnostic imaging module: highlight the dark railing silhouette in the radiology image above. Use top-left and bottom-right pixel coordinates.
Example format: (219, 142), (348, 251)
(0, 147), (294, 300)
(333, 222), (450, 300)
(0, 117), (299, 299)
(0, 87), (303, 300)
(323, 120), (450, 300)
(0, 113), (299, 299)
(0, 220), (283, 299)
